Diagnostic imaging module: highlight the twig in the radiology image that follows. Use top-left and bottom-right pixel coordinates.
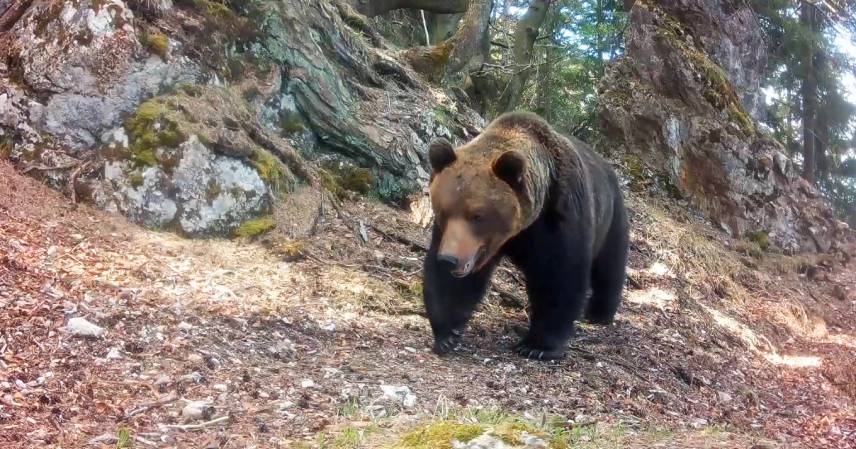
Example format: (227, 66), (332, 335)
(134, 436), (158, 446)
(165, 415), (229, 431)
(21, 162), (77, 174)
(368, 223), (428, 251)
(125, 392), (179, 419)
(567, 345), (649, 381)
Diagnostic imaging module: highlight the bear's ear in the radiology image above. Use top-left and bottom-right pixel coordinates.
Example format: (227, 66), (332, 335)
(428, 138), (456, 174)
(492, 151), (526, 189)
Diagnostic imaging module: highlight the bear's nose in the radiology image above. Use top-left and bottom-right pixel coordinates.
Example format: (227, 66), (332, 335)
(437, 254), (459, 267)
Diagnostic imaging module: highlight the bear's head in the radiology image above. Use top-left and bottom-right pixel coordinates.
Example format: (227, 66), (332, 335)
(427, 137), (527, 277)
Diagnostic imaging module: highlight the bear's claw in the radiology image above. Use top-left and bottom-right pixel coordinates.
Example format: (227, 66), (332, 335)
(513, 342), (566, 361)
(432, 329), (463, 355)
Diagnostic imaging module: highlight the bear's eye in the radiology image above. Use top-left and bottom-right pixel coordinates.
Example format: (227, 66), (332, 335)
(471, 213), (484, 223)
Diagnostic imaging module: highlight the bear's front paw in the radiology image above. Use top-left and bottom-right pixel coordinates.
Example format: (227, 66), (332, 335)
(513, 341), (566, 361)
(432, 329), (463, 355)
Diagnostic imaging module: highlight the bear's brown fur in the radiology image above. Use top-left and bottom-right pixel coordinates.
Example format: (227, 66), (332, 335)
(423, 111), (629, 360)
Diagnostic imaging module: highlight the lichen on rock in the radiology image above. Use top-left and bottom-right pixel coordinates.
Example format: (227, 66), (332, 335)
(102, 135), (270, 236)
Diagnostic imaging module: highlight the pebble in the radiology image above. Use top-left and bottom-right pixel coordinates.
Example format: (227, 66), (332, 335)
(66, 317), (105, 338)
(182, 401), (214, 421)
(212, 383), (228, 392)
(180, 372), (204, 384)
(105, 347), (123, 360)
(380, 385), (417, 408)
(300, 379), (315, 388)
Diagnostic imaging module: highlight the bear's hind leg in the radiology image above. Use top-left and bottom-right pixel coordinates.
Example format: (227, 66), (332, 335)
(509, 230), (590, 361)
(585, 205), (629, 325)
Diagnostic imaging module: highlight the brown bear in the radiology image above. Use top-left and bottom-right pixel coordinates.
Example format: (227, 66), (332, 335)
(423, 111), (629, 360)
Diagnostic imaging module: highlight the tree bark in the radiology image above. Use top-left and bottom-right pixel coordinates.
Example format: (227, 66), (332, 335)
(0, 0), (32, 32)
(801, 2), (818, 183)
(496, 0), (551, 113)
(404, 0), (493, 82)
(351, 0), (469, 17)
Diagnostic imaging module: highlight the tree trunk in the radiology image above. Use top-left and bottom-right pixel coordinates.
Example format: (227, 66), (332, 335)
(536, 12), (558, 122)
(801, 2), (818, 183)
(404, 0), (493, 82)
(351, 0), (469, 17)
(496, 0), (551, 114)
(425, 12), (464, 44)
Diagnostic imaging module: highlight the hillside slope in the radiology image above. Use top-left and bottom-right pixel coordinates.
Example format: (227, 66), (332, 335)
(1, 162), (854, 448)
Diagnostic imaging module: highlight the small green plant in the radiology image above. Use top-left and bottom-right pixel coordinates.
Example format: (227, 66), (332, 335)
(234, 216), (277, 238)
(116, 427), (132, 448)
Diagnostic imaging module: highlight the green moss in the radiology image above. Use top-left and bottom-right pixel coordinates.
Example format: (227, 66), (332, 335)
(251, 149), (287, 191)
(279, 111), (306, 136)
(0, 137), (13, 159)
(128, 171), (145, 188)
(434, 107), (452, 127)
(234, 216), (277, 238)
(319, 169), (346, 200)
(124, 99), (186, 168)
(179, 84), (204, 97)
(745, 230), (770, 251)
(320, 160), (374, 198)
(242, 85), (262, 102)
(493, 422), (557, 448)
(623, 153), (645, 181)
(143, 31), (169, 59)
(390, 422), (485, 449)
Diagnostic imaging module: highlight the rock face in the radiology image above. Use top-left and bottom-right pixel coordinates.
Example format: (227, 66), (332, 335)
(101, 136), (269, 235)
(0, 0), (484, 235)
(599, 0), (847, 252)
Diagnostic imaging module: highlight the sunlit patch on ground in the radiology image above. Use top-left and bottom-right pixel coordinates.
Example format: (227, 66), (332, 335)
(762, 353), (823, 368)
(701, 304), (772, 352)
(626, 287), (676, 310)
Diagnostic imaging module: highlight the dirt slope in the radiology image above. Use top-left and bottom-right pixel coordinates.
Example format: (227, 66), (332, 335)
(0, 161), (854, 449)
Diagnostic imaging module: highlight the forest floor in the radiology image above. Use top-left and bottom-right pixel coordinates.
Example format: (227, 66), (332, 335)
(1, 160), (854, 449)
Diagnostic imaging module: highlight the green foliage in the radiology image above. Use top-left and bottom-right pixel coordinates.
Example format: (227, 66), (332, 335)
(489, 1), (627, 138)
(752, 0), (856, 223)
(116, 427), (132, 448)
(234, 216), (277, 238)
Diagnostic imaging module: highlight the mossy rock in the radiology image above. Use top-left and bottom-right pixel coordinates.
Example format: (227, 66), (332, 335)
(390, 422), (485, 449)
(234, 216), (277, 238)
(123, 98), (186, 168)
(648, 1), (756, 136)
(122, 85), (296, 192)
(320, 160), (374, 199)
(279, 110), (306, 136)
(251, 148), (289, 191)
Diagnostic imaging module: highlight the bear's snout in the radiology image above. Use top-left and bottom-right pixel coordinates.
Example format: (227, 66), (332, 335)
(437, 254), (459, 267)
